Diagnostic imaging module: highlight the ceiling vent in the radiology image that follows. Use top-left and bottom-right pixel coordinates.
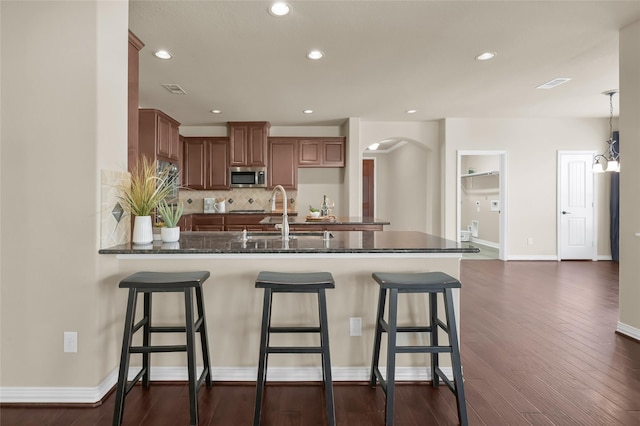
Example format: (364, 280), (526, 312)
(162, 84), (187, 94)
(536, 78), (571, 89)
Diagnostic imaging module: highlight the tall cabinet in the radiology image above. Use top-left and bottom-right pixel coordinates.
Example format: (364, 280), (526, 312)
(228, 122), (270, 166)
(182, 137), (229, 190)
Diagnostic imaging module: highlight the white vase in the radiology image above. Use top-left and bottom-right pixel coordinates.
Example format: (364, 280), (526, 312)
(161, 226), (180, 243)
(132, 215), (153, 244)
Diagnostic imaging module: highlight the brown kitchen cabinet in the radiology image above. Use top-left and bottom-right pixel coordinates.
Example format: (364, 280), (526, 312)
(182, 137), (229, 190)
(225, 215), (267, 231)
(177, 214), (192, 231)
(191, 214), (224, 231)
(298, 137), (345, 167)
(228, 122), (270, 167)
(289, 223), (383, 231)
(268, 138), (298, 190)
(138, 109), (181, 163)
(127, 31), (144, 172)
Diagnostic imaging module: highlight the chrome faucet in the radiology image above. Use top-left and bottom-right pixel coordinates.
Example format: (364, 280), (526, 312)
(270, 185), (289, 240)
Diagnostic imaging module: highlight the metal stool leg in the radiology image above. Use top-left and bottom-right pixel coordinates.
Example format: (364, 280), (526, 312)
(370, 287), (387, 387)
(142, 292), (151, 388)
(195, 286), (212, 387)
(113, 288), (138, 426)
(429, 292), (440, 387)
(254, 288), (273, 426)
(318, 289), (336, 426)
(184, 287), (199, 426)
(444, 288), (468, 426)
(385, 289), (398, 426)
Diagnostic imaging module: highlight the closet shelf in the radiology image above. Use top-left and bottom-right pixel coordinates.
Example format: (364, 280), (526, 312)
(461, 170), (499, 178)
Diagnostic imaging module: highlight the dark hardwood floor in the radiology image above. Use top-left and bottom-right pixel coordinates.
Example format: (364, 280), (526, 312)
(2, 260), (639, 425)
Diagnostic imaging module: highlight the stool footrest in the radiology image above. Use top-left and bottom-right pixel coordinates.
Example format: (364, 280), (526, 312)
(150, 326), (185, 333)
(269, 326), (321, 333)
(377, 320), (433, 334)
(267, 346), (324, 354)
(396, 345), (453, 354)
(130, 344), (187, 353)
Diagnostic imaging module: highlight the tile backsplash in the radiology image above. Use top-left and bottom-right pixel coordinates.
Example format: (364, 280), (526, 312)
(179, 188), (297, 214)
(100, 169), (131, 248)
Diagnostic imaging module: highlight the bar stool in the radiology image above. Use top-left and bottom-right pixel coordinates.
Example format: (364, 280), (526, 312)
(253, 271), (335, 426)
(369, 272), (468, 426)
(113, 271), (212, 426)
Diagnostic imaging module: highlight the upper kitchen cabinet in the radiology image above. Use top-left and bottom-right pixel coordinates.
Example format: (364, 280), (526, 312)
(182, 137), (229, 190)
(268, 138), (298, 190)
(138, 109), (181, 163)
(298, 137), (345, 167)
(228, 122), (270, 167)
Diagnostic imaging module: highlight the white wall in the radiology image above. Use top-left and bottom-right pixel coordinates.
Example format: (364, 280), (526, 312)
(444, 118), (612, 259)
(366, 142), (429, 231)
(359, 121), (440, 233)
(0, 0), (128, 389)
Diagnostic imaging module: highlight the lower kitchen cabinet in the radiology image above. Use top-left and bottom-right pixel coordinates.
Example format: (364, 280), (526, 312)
(190, 214), (224, 231)
(225, 214), (268, 231)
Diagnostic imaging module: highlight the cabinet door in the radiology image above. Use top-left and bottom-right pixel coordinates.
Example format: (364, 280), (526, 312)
(183, 139), (206, 189)
(298, 139), (322, 166)
(156, 114), (172, 159)
(268, 139), (298, 190)
(322, 138), (345, 166)
(229, 125), (248, 166)
(207, 139), (229, 189)
(248, 125), (268, 166)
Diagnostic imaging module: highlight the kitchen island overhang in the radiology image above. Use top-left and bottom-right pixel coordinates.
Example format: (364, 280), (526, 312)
(99, 231), (478, 382)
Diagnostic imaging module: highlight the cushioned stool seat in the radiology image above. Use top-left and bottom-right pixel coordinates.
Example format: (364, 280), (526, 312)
(254, 271), (335, 426)
(113, 271), (212, 426)
(370, 271), (468, 426)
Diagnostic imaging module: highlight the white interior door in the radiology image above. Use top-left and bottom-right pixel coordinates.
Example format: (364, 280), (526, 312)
(558, 152), (596, 260)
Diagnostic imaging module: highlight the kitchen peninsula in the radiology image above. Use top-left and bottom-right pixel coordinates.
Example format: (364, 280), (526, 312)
(99, 231), (478, 381)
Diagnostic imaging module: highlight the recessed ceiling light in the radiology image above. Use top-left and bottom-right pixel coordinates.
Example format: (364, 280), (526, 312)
(154, 50), (172, 60)
(269, 2), (290, 16)
(536, 78), (571, 89)
(303, 109), (313, 114)
(406, 109), (417, 114)
(475, 52), (496, 61)
(210, 109), (222, 114)
(368, 143), (380, 151)
(306, 50), (324, 60)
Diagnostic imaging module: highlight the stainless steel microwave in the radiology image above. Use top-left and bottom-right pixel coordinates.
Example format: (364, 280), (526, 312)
(229, 166), (267, 188)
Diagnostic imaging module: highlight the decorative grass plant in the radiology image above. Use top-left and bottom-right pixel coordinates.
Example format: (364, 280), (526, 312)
(157, 200), (184, 228)
(118, 157), (175, 217)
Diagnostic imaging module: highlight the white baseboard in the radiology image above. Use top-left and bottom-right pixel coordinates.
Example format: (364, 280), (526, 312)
(507, 255), (558, 261)
(0, 366), (451, 404)
(597, 255), (613, 261)
(470, 238), (499, 249)
(617, 322), (640, 341)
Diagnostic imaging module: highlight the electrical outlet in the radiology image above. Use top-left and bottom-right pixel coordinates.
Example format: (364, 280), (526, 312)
(350, 317), (362, 336)
(64, 331), (77, 353)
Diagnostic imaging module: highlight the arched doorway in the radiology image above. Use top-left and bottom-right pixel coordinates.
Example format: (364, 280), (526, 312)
(362, 138), (430, 232)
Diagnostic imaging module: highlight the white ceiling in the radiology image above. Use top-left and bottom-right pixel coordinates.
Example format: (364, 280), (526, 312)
(129, 0), (640, 127)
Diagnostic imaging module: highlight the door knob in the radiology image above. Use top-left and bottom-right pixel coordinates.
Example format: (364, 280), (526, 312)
(561, 211), (571, 215)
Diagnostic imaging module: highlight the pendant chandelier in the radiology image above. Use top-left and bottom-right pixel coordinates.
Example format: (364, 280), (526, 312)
(593, 90), (619, 173)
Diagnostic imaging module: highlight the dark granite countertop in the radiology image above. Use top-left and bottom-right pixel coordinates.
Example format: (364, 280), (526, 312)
(260, 216), (390, 225)
(99, 231), (479, 255)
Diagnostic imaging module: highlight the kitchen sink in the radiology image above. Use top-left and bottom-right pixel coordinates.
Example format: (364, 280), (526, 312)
(242, 231), (331, 240)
